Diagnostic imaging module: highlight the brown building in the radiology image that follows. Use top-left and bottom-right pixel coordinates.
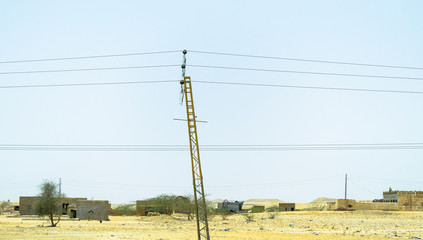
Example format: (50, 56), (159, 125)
(383, 189), (423, 211)
(251, 205), (265, 213)
(136, 199), (174, 215)
(19, 196), (109, 220)
(19, 196), (86, 215)
(76, 200), (109, 220)
(328, 189), (423, 211)
(279, 203), (296, 211)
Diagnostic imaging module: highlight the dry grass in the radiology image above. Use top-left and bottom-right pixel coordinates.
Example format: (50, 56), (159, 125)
(1, 211), (422, 239)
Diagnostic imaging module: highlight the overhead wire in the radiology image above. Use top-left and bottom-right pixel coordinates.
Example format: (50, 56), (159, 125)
(0, 64), (179, 75)
(194, 80), (423, 95)
(0, 51), (420, 96)
(188, 50), (423, 70)
(1, 143), (423, 151)
(0, 79), (422, 95)
(348, 178), (379, 195)
(0, 50), (181, 64)
(2, 49), (420, 71)
(189, 64), (423, 81)
(0, 80), (177, 89)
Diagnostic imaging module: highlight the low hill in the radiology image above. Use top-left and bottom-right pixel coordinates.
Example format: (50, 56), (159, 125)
(310, 197), (336, 204)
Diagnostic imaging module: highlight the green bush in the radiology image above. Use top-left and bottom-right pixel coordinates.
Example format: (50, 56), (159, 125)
(266, 206), (280, 212)
(212, 208), (231, 220)
(113, 204), (136, 216)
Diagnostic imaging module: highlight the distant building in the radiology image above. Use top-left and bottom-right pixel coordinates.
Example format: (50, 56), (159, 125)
(217, 199), (243, 212)
(19, 196), (109, 220)
(76, 200), (110, 220)
(241, 199), (283, 212)
(19, 196), (86, 216)
(251, 205), (265, 213)
(279, 203), (295, 211)
(383, 189), (423, 211)
(328, 188), (423, 211)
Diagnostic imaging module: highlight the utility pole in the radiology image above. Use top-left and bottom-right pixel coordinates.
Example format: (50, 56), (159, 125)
(180, 50), (210, 240)
(344, 174), (347, 200)
(59, 178), (62, 197)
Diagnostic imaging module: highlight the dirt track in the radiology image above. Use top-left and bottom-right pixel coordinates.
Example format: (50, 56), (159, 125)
(1, 211), (422, 239)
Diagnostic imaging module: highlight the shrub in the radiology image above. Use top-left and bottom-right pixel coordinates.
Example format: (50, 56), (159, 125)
(113, 204), (136, 216)
(244, 213), (254, 222)
(266, 206), (280, 212)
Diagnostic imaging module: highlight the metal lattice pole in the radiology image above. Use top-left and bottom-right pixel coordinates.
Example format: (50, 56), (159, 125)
(180, 50), (210, 240)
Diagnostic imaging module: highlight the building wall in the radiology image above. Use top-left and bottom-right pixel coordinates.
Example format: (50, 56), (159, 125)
(279, 203), (295, 211)
(335, 199), (357, 210)
(251, 205), (265, 213)
(383, 192), (398, 202)
(357, 202), (398, 211)
(19, 196), (87, 215)
(19, 197), (37, 215)
(331, 199), (407, 211)
(76, 200), (109, 221)
(217, 201), (242, 212)
(397, 192), (423, 211)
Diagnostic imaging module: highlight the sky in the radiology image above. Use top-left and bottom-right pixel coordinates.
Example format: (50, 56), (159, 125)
(0, 1), (423, 204)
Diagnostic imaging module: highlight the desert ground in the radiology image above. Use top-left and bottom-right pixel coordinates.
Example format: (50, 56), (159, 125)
(1, 211), (423, 240)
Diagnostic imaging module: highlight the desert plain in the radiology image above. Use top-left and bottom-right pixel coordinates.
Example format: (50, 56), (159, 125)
(1, 211), (423, 240)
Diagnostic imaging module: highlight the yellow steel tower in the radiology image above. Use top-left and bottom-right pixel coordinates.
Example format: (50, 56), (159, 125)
(180, 50), (210, 240)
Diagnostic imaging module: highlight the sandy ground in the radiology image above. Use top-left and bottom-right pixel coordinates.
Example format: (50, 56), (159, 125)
(1, 211), (423, 240)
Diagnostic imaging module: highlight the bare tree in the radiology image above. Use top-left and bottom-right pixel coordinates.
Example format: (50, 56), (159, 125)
(33, 180), (64, 227)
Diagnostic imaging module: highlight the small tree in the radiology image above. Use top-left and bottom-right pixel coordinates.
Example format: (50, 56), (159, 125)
(148, 194), (177, 215)
(174, 195), (195, 220)
(0, 201), (11, 215)
(33, 180), (63, 227)
(244, 213), (254, 222)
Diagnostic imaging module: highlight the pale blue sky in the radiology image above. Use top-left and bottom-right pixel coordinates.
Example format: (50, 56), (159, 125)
(1, 1), (422, 203)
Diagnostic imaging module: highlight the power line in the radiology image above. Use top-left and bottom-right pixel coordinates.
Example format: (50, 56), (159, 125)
(0, 80), (177, 89)
(2, 49), (420, 72)
(195, 81), (423, 95)
(348, 178), (379, 195)
(1, 143), (423, 151)
(0, 79), (422, 95)
(188, 50), (423, 70)
(189, 64), (423, 81)
(0, 64), (179, 75)
(0, 50), (181, 64)
(3, 143), (423, 147)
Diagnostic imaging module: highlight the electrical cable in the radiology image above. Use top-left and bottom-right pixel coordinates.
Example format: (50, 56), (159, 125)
(0, 50), (181, 64)
(0, 79), (422, 95)
(2, 143), (423, 147)
(1, 143), (423, 151)
(189, 64), (423, 81)
(2, 49), (421, 71)
(348, 179), (379, 195)
(0, 64), (179, 75)
(194, 81), (423, 95)
(188, 50), (423, 70)
(0, 80), (177, 89)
